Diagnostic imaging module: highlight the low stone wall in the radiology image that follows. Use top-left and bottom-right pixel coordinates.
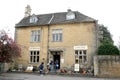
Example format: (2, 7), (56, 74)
(94, 55), (120, 77)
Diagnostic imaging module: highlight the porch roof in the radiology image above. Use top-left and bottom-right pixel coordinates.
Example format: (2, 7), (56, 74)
(49, 48), (65, 52)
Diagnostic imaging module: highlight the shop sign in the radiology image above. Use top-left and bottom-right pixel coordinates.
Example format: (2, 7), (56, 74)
(61, 59), (64, 64)
(29, 47), (40, 51)
(74, 45), (88, 50)
(74, 64), (79, 72)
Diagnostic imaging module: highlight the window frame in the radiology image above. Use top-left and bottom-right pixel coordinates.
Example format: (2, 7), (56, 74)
(31, 30), (40, 42)
(74, 50), (87, 64)
(66, 12), (75, 20)
(30, 50), (40, 63)
(29, 15), (38, 23)
(52, 29), (63, 42)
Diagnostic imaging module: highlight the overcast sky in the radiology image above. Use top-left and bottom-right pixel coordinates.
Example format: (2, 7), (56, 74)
(0, 0), (120, 46)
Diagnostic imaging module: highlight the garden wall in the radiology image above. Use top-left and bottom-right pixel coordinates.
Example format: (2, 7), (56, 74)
(94, 55), (120, 77)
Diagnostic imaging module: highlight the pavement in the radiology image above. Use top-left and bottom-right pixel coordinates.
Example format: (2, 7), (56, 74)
(0, 72), (120, 80)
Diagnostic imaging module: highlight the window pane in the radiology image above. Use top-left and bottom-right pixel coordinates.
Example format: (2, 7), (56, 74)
(37, 51), (39, 55)
(30, 51), (33, 55)
(34, 56), (36, 62)
(56, 34), (59, 41)
(83, 50), (86, 55)
(79, 56), (82, 59)
(30, 56), (32, 62)
(84, 56), (87, 63)
(79, 51), (82, 55)
(34, 51), (36, 55)
(79, 56), (82, 63)
(52, 34), (55, 41)
(75, 50), (78, 55)
(59, 33), (62, 41)
(37, 35), (40, 41)
(75, 59), (78, 63)
(37, 56), (39, 62)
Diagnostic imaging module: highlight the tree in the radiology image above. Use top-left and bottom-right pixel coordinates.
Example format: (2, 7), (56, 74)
(97, 24), (119, 55)
(0, 30), (21, 62)
(97, 43), (119, 55)
(117, 37), (120, 54)
(98, 24), (113, 45)
(117, 37), (120, 50)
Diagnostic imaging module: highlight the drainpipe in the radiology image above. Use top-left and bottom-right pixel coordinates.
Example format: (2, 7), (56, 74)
(47, 24), (50, 64)
(47, 14), (54, 64)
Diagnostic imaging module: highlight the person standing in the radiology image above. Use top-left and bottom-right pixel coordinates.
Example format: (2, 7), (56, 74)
(55, 60), (59, 70)
(49, 61), (53, 72)
(39, 62), (44, 75)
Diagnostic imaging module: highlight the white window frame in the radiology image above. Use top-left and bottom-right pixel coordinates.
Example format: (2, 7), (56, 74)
(30, 50), (40, 63)
(74, 45), (88, 64)
(30, 15), (38, 23)
(75, 50), (87, 64)
(31, 30), (40, 42)
(52, 29), (63, 42)
(66, 12), (75, 20)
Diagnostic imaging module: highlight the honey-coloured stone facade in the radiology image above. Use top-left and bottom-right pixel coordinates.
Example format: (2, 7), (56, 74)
(15, 22), (97, 69)
(15, 10), (98, 71)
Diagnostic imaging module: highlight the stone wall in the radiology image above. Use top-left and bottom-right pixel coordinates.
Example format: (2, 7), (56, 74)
(94, 55), (120, 77)
(15, 22), (97, 69)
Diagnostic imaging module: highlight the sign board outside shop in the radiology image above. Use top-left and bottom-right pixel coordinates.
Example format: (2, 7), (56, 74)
(74, 45), (88, 50)
(74, 64), (79, 72)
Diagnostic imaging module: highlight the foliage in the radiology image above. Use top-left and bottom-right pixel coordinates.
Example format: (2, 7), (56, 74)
(117, 37), (120, 54)
(0, 30), (21, 62)
(99, 24), (113, 44)
(118, 37), (120, 50)
(97, 24), (120, 55)
(97, 43), (119, 55)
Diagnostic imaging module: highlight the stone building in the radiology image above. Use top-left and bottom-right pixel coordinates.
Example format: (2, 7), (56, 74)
(15, 6), (98, 71)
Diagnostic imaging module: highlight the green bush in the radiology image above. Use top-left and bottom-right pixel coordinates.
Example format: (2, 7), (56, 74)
(97, 44), (119, 55)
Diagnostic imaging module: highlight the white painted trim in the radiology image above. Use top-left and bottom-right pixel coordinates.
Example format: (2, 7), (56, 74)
(74, 45), (88, 50)
(29, 47), (40, 51)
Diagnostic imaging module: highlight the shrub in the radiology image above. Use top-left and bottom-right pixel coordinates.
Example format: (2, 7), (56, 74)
(97, 44), (119, 55)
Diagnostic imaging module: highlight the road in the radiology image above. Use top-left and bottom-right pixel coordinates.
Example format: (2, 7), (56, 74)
(0, 73), (120, 80)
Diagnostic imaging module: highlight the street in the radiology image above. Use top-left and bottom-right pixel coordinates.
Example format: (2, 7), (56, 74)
(0, 73), (120, 80)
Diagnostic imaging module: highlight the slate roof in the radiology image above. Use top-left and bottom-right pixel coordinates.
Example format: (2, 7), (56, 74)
(15, 11), (95, 27)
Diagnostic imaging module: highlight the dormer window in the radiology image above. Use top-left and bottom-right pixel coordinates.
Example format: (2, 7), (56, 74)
(66, 9), (75, 20)
(30, 14), (38, 23)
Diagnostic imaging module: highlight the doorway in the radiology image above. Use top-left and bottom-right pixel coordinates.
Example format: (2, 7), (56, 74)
(53, 54), (60, 69)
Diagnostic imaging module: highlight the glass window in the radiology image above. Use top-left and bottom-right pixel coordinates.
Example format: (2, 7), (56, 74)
(31, 30), (40, 42)
(74, 50), (87, 64)
(30, 51), (40, 63)
(30, 15), (38, 23)
(52, 29), (63, 42)
(66, 12), (75, 20)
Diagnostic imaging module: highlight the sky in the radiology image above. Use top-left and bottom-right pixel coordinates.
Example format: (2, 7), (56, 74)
(0, 0), (120, 46)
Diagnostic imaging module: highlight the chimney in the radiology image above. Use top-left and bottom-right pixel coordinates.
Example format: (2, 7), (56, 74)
(67, 9), (72, 12)
(24, 5), (31, 17)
